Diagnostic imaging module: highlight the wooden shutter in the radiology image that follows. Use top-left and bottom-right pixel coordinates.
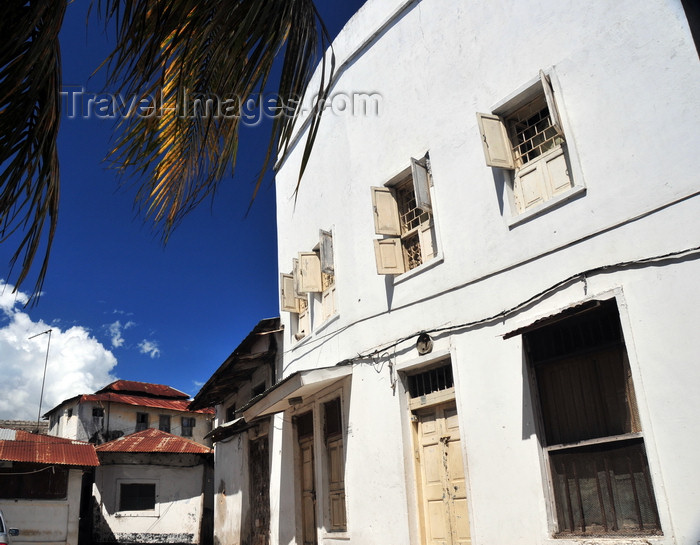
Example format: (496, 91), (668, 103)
(298, 252), (323, 293)
(411, 157), (432, 212)
(476, 113), (515, 169)
(319, 229), (334, 274)
(540, 70), (563, 137)
(371, 187), (401, 236)
(281, 273), (299, 313)
(374, 238), (406, 275)
(418, 221), (436, 262)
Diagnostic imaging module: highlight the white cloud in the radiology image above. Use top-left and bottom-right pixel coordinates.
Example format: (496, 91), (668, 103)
(138, 339), (160, 359)
(107, 320), (135, 348)
(0, 281), (118, 420)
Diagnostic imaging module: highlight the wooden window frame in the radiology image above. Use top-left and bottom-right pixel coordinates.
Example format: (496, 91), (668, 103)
(524, 301), (662, 537)
(116, 479), (159, 516)
(135, 412), (149, 432)
(477, 69), (586, 225)
(372, 155), (437, 276)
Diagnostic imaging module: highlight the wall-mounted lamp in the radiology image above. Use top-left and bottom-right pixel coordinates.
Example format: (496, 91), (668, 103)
(288, 396), (303, 406)
(416, 332), (433, 355)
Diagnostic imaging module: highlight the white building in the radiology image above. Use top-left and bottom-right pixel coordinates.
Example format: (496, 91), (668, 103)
(189, 318), (281, 545)
(46, 380), (214, 446)
(238, 1), (700, 545)
(0, 428), (99, 545)
(93, 429), (213, 545)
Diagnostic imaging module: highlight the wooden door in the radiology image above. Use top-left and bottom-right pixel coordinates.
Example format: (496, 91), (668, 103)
(248, 435), (270, 545)
(415, 402), (470, 545)
(299, 435), (316, 545)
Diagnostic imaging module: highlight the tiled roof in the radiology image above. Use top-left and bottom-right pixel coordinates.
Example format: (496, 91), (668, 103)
(0, 428), (99, 466)
(96, 380), (189, 399)
(95, 428), (212, 454)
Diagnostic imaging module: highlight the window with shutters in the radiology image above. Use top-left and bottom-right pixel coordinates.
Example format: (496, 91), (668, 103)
(159, 414), (171, 433)
(477, 70), (584, 224)
(181, 416), (196, 437)
(135, 412), (149, 432)
(525, 300), (661, 537)
(371, 155), (437, 275)
(281, 230), (336, 341)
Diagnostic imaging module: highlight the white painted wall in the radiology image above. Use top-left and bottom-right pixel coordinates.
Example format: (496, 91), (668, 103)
(49, 400), (212, 445)
(0, 468), (83, 545)
(94, 458), (206, 544)
(269, 0), (700, 544)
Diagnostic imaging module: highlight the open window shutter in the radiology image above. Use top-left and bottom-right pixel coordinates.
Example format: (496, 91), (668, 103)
(540, 70), (563, 137)
(281, 273), (299, 313)
(411, 157), (432, 212)
(418, 221), (436, 261)
(371, 187), (401, 236)
(298, 252), (323, 292)
(374, 238), (406, 275)
(293, 258), (302, 295)
(476, 113), (515, 169)
(319, 230), (334, 274)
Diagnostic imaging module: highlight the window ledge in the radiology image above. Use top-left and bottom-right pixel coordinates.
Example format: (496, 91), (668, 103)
(544, 432), (643, 452)
(507, 185), (586, 228)
(394, 254), (444, 285)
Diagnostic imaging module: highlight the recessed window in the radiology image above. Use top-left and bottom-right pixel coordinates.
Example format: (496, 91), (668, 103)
(181, 417), (195, 437)
(478, 71), (583, 220)
(281, 229), (337, 341)
(119, 483), (156, 511)
(371, 155), (436, 275)
(92, 407), (104, 431)
(135, 412), (149, 432)
(159, 415), (171, 433)
(225, 404), (236, 423)
(526, 300), (661, 536)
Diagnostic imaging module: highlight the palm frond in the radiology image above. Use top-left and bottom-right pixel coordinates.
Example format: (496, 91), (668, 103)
(0, 0), (66, 301)
(99, 0), (333, 237)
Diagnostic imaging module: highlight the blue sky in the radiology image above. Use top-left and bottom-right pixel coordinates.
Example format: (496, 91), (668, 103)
(0, 1), (366, 420)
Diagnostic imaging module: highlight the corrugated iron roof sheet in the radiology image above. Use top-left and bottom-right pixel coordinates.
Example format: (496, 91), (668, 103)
(46, 393), (214, 417)
(96, 380), (189, 399)
(0, 428), (99, 466)
(95, 428), (211, 454)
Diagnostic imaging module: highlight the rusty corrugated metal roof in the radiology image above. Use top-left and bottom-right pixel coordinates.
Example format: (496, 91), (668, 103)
(80, 392), (214, 413)
(0, 428), (99, 466)
(96, 380), (189, 399)
(95, 428), (211, 454)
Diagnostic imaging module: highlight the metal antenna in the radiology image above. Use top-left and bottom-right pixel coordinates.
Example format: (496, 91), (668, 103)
(28, 329), (52, 433)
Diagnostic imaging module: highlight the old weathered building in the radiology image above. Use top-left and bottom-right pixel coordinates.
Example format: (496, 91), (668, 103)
(93, 429), (213, 545)
(46, 380), (213, 446)
(0, 428), (99, 545)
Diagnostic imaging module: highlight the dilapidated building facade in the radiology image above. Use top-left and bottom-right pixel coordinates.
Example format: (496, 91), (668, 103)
(46, 380), (213, 446)
(93, 429), (213, 545)
(189, 318), (280, 545)
(0, 428), (99, 545)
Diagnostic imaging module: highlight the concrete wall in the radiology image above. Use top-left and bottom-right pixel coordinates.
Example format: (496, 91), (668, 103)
(94, 455), (207, 544)
(0, 468), (83, 545)
(270, 1), (700, 544)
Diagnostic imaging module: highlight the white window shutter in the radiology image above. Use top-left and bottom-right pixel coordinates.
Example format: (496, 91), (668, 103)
(540, 70), (563, 138)
(371, 187), (401, 236)
(280, 273), (298, 313)
(374, 238), (406, 275)
(322, 285), (336, 321)
(298, 252), (323, 293)
(411, 157), (432, 212)
(418, 222), (437, 262)
(476, 113), (515, 169)
(293, 258), (301, 296)
(319, 230), (334, 274)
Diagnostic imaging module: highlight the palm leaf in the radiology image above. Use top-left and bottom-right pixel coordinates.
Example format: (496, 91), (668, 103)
(99, 0), (333, 237)
(0, 0), (65, 301)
